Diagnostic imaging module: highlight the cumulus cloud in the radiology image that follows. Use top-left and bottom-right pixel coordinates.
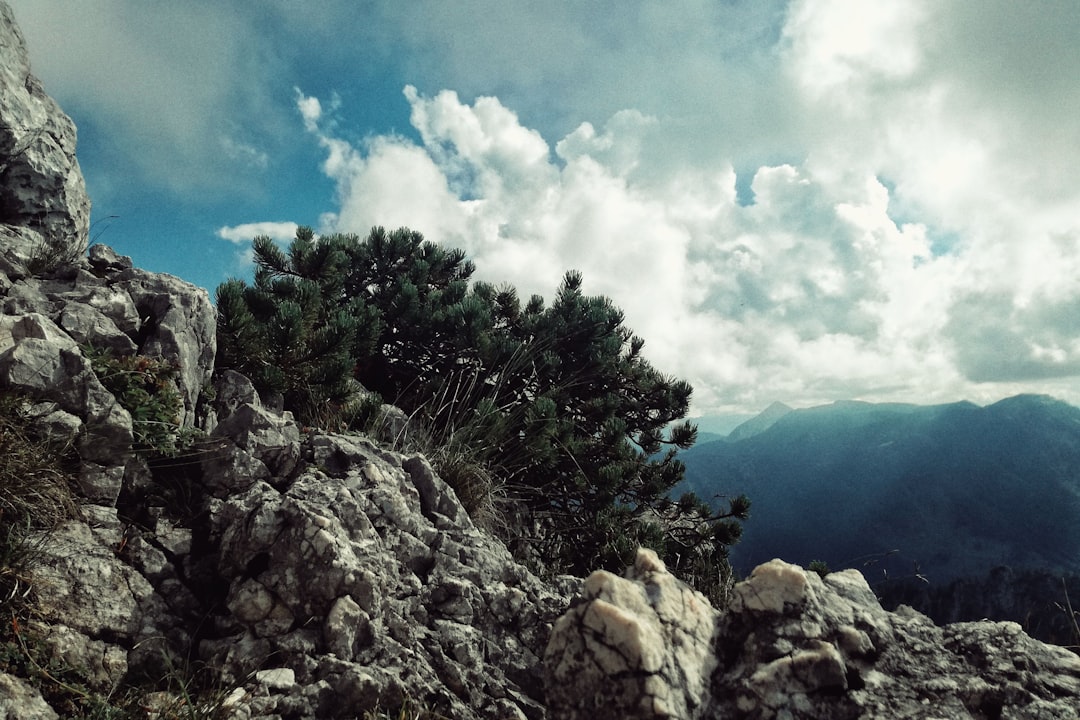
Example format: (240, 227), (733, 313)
(298, 85), (981, 413)
(217, 222), (299, 244)
(20, 0), (1080, 413)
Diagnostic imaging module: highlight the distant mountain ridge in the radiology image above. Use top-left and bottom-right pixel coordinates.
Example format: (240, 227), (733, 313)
(725, 400), (793, 441)
(676, 394), (1080, 583)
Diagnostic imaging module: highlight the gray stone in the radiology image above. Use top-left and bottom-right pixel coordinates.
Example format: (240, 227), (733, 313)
(546, 556), (1080, 720)
(209, 402), (301, 480)
(57, 301), (137, 354)
(77, 461), (124, 505)
(0, 1), (90, 244)
(0, 314), (133, 462)
(30, 519), (168, 641)
(114, 268), (215, 422)
(324, 595), (365, 660)
(545, 549), (718, 720)
(30, 620), (127, 693)
(87, 244), (132, 273)
(0, 671), (58, 720)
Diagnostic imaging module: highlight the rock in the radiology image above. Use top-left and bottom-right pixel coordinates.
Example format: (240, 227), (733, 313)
(0, 1), (89, 245)
(87, 244), (132, 273)
(200, 431), (570, 719)
(544, 549), (719, 720)
(0, 312), (133, 466)
(204, 400), (301, 493)
(545, 556), (1080, 719)
(114, 267), (216, 422)
(30, 620), (127, 693)
(30, 518), (173, 642)
(0, 672), (58, 720)
(57, 302), (138, 354)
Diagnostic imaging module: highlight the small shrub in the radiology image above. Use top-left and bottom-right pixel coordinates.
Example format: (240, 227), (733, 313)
(24, 231), (87, 275)
(85, 348), (200, 457)
(809, 560), (831, 578)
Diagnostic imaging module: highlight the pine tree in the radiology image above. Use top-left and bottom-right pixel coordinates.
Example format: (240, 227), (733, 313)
(215, 227), (748, 601)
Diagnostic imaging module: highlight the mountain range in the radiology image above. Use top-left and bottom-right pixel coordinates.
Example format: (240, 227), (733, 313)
(678, 394), (1080, 584)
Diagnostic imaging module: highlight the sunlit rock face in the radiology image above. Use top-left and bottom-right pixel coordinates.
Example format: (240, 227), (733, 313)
(546, 556), (1080, 720)
(544, 548), (719, 719)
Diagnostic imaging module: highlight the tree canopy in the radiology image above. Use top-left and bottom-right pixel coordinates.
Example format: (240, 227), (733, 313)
(216, 226), (748, 599)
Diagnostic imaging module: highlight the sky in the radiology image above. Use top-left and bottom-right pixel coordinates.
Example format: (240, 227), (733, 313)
(9, 0), (1080, 423)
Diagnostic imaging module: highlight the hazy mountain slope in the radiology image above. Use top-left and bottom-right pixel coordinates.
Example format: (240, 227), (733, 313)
(676, 394), (1080, 582)
(726, 400), (793, 441)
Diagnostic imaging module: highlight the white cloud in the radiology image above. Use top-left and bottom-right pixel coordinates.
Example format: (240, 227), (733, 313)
(300, 86), (984, 413)
(217, 222), (299, 244)
(295, 91), (322, 133)
(19, 0), (1080, 413)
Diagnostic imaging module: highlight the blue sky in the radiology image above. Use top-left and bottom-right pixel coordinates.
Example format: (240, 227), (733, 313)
(10, 1), (1080, 419)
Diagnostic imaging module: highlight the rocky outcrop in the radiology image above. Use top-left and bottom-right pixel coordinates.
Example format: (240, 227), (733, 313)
(0, 241), (575, 717)
(191, 380), (572, 718)
(545, 553), (1080, 719)
(0, 230), (573, 718)
(0, 254), (216, 503)
(0, 1), (89, 245)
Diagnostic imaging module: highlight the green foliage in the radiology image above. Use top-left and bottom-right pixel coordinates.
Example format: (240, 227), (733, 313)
(217, 227), (748, 593)
(809, 560), (831, 578)
(85, 348), (198, 457)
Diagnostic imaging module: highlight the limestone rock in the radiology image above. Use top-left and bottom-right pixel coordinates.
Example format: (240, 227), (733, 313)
(546, 556), (1080, 719)
(0, 1), (89, 245)
(113, 267), (216, 422)
(200, 431), (569, 719)
(544, 549), (719, 720)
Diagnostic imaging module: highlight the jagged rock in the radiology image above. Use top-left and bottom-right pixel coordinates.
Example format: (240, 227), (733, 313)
(0, 1), (89, 244)
(113, 267), (216, 422)
(546, 555), (1080, 719)
(200, 431), (569, 719)
(204, 400), (301, 492)
(87, 243), (132, 273)
(0, 311), (133, 472)
(545, 548), (718, 719)
(29, 620), (127, 693)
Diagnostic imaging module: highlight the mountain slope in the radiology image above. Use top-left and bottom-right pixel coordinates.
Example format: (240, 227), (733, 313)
(726, 400), (793, 441)
(677, 394), (1080, 582)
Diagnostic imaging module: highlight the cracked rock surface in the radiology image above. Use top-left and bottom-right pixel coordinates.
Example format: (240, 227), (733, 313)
(544, 548), (719, 719)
